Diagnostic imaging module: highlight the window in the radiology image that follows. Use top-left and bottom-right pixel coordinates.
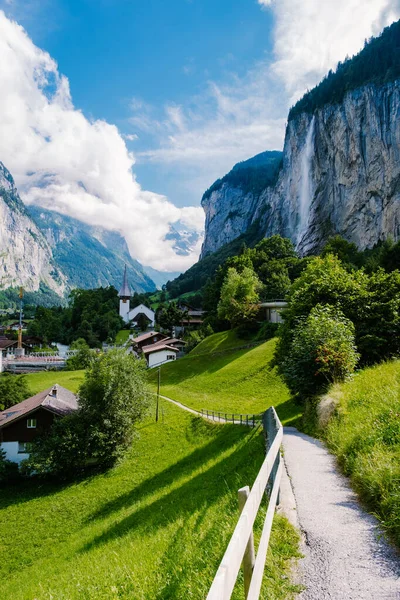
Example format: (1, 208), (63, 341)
(18, 442), (31, 453)
(167, 355), (175, 360)
(27, 418), (37, 428)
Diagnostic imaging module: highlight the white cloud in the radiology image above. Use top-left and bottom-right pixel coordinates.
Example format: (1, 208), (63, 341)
(271, 0), (400, 102)
(0, 11), (203, 272)
(133, 0), (400, 190)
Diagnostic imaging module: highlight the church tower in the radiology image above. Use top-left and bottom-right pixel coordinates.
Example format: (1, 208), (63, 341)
(119, 265), (131, 323)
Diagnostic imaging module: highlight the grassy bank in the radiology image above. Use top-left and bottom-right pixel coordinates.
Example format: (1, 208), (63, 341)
(0, 400), (300, 599)
(148, 332), (300, 425)
(313, 360), (400, 545)
(24, 369), (85, 395)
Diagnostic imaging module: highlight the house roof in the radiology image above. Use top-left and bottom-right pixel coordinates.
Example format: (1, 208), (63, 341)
(142, 342), (179, 355)
(0, 339), (18, 349)
(153, 337), (186, 347)
(118, 265), (131, 298)
(133, 331), (167, 344)
(0, 385), (78, 429)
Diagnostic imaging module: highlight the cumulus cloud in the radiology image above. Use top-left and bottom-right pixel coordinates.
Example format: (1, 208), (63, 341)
(271, 0), (400, 102)
(0, 11), (203, 272)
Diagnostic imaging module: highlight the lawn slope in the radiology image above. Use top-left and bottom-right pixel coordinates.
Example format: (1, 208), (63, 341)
(148, 332), (300, 425)
(24, 369), (85, 395)
(318, 360), (400, 545)
(0, 400), (300, 599)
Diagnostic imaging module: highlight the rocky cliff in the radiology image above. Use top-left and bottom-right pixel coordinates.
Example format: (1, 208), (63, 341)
(201, 79), (400, 257)
(0, 163), (67, 294)
(200, 20), (400, 258)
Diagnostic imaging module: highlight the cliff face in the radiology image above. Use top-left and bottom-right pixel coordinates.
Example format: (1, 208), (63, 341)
(0, 163), (66, 294)
(201, 80), (400, 257)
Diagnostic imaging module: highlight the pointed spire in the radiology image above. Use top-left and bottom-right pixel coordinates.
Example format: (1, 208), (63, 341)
(118, 264), (131, 298)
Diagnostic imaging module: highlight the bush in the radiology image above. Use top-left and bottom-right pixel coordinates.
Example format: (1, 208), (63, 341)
(0, 373), (30, 411)
(255, 321), (280, 342)
(281, 305), (359, 399)
(65, 338), (96, 371)
(0, 448), (19, 483)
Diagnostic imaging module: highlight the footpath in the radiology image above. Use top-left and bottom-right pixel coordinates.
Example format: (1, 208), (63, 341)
(160, 394), (399, 598)
(282, 427), (400, 599)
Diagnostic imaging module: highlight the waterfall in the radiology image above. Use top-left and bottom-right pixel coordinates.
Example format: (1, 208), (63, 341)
(297, 116), (315, 245)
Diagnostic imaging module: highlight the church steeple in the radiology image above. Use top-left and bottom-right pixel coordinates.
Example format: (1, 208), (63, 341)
(119, 265), (131, 323)
(119, 265), (131, 299)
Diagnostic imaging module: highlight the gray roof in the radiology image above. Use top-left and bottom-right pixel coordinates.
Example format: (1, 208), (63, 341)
(0, 385), (78, 429)
(118, 265), (131, 298)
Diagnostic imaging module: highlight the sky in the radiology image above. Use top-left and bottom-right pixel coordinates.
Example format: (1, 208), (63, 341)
(0, 0), (399, 271)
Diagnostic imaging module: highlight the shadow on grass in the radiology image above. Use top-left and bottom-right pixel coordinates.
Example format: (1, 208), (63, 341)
(81, 421), (264, 554)
(85, 418), (257, 525)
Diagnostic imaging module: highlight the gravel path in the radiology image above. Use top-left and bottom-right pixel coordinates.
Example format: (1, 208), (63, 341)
(282, 427), (400, 599)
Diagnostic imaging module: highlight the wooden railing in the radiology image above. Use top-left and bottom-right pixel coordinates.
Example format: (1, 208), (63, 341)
(200, 409), (262, 427)
(206, 407), (283, 600)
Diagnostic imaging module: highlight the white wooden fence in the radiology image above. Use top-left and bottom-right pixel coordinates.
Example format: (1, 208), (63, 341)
(207, 407), (283, 600)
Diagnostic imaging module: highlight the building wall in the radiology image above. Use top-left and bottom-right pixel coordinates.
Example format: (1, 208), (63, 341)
(1, 441), (29, 464)
(0, 408), (57, 443)
(148, 349), (177, 368)
(119, 298), (130, 323)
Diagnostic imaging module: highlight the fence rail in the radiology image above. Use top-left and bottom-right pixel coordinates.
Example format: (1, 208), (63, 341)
(206, 407), (283, 600)
(200, 409), (262, 427)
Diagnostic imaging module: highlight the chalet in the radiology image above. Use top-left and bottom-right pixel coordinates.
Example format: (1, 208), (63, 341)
(0, 338), (30, 356)
(9, 321), (29, 331)
(132, 331), (169, 352)
(142, 342), (180, 368)
(0, 385), (78, 464)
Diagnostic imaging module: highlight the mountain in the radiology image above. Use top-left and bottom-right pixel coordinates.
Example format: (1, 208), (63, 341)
(200, 20), (400, 258)
(27, 206), (156, 293)
(0, 162), (67, 295)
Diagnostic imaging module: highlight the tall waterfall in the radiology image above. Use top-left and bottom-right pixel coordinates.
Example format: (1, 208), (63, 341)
(297, 116), (316, 245)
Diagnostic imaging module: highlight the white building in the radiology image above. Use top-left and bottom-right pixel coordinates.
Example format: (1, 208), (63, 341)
(259, 301), (288, 324)
(119, 266), (155, 327)
(142, 343), (179, 368)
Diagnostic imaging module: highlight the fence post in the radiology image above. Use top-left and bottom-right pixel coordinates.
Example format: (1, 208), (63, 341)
(264, 408), (281, 504)
(238, 486), (255, 598)
(253, 415), (255, 428)
(225, 413), (227, 422)
(240, 414), (242, 425)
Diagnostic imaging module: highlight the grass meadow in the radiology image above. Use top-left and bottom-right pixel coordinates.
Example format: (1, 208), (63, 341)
(0, 399), (300, 599)
(319, 360), (400, 546)
(148, 333), (300, 425)
(24, 369), (85, 395)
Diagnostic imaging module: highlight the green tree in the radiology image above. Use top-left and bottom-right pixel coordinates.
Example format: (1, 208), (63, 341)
(24, 350), (150, 477)
(0, 374), (30, 411)
(65, 338), (96, 371)
(282, 305), (359, 399)
(217, 267), (261, 327)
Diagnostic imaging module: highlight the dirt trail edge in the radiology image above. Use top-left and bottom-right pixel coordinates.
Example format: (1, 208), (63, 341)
(282, 427), (400, 600)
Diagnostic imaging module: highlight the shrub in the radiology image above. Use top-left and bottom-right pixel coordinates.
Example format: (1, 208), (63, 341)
(65, 338), (96, 371)
(217, 266), (261, 327)
(281, 305), (359, 399)
(0, 373), (30, 411)
(0, 448), (19, 483)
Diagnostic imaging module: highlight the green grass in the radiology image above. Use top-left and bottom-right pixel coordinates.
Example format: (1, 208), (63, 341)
(0, 400), (300, 599)
(190, 329), (258, 356)
(317, 360), (400, 546)
(24, 370), (85, 395)
(115, 329), (131, 345)
(149, 332), (300, 425)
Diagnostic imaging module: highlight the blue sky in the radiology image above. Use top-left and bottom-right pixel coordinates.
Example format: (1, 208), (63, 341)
(4, 0), (275, 206)
(0, 0), (398, 270)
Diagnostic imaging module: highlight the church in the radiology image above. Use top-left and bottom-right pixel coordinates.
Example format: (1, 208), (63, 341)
(119, 266), (155, 327)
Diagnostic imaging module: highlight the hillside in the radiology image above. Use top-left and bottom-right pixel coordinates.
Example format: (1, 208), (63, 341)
(148, 332), (301, 425)
(29, 206), (156, 293)
(0, 398), (300, 599)
(310, 359), (400, 545)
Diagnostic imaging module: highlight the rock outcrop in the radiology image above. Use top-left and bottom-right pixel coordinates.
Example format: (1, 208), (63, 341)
(0, 162), (67, 294)
(201, 79), (400, 257)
